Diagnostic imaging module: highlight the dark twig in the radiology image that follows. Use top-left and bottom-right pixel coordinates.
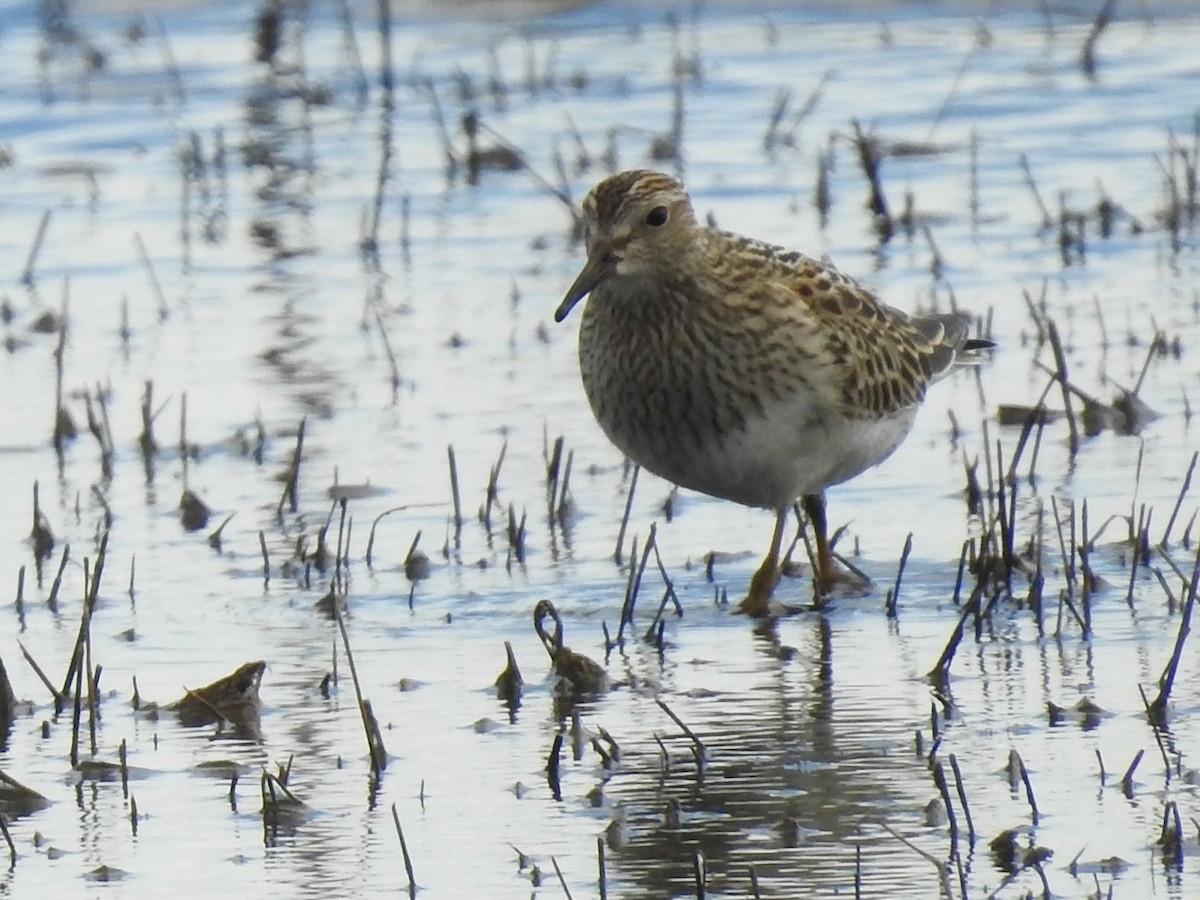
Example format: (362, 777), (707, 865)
(1147, 542), (1199, 726)
(614, 463), (639, 564)
(391, 803), (417, 895)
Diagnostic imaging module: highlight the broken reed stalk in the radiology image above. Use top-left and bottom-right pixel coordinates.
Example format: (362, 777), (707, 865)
(614, 463), (639, 563)
(21, 208), (52, 285)
(330, 591), (387, 777)
(390, 802), (417, 895)
(1019, 154), (1052, 229)
(597, 837), (607, 900)
(656, 698), (706, 764)
(1009, 749), (1040, 825)
(1046, 321), (1080, 455)
(46, 543), (70, 607)
(618, 523), (657, 643)
(1161, 451), (1197, 547)
(0, 807), (14, 866)
(927, 582), (982, 687)
(447, 445), (463, 532)
(948, 753), (975, 845)
(68, 564), (89, 768)
(1080, 0), (1117, 79)
(134, 232), (169, 320)
(546, 732), (563, 801)
(931, 761), (959, 854)
(1121, 749), (1144, 798)
(333, 498), (349, 593)
(259, 530), (270, 586)
(506, 504), (527, 564)
(18, 641), (64, 709)
(546, 435), (565, 519)
(481, 440), (507, 530)
(276, 418), (306, 521)
(61, 532), (107, 700)
(370, 301), (401, 392)
(851, 119), (892, 240)
(886, 532), (913, 618)
(1147, 541), (1200, 726)
(365, 505), (411, 565)
(1161, 801), (1185, 869)
(361, 0), (396, 257)
(52, 295), (73, 453)
(550, 856), (574, 900)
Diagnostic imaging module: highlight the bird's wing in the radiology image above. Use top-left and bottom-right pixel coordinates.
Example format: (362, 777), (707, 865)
(764, 254), (972, 419)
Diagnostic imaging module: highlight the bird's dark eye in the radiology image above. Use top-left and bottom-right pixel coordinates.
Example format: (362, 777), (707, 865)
(645, 206), (669, 227)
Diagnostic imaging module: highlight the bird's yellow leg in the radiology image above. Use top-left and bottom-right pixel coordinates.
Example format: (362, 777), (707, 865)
(738, 509), (787, 617)
(802, 492), (839, 594)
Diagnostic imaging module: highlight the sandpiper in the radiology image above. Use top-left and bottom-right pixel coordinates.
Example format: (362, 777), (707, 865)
(555, 169), (988, 616)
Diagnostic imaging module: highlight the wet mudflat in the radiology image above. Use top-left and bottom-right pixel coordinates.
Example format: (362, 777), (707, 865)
(1, 0), (1199, 896)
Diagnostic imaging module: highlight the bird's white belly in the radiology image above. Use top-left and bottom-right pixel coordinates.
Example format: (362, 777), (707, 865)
(615, 398), (918, 511)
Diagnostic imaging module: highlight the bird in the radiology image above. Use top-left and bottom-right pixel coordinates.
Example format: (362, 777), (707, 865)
(534, 599), (611, 696)
(554, 169), (989, 616)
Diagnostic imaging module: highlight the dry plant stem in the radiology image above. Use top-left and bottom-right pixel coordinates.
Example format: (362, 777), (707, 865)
(1046, 321), (1079, 454)
(546, 732), (563, 801)
(361, 0), (396, 256)
(0, 811), (14, 867)
(18, 641), (63, 708)
(851, 119), (892, 239)
(656, 698), (705, 762)
(1161, 450), (1197, 547)
(330, 592), (387, 777)
(1081, 0), (1117, 78)
(546, 436), (564, 514)
(550, 856), (574, 900)
(1147, 542), (1200, 725)
(928, 582), (982, 686)
(134, 232), (169, 319)
(366, 505), (411, 565)
(390, 803), (417, 895)
(1011, 750), (1040, 825)
(693, 849), (706, 899)
(1121, 749), (1145, 798)
(61, 533), (107, 700)
(948, 753), (975, 845)
(931, 761), (959, 854)
(1019, 155), (1052, 229)
(482, 440), (507, 529)
(21, 208), (52, 285)
(258, 531), (269, 586)
(613, 463), (639, 563)
(447, 444), (463, 532)
(888, 532), (914, 617)
(618, 524), (656, 643)
(276, 419), (306, 520)
(47, 543), (70, 607)
(951, 539), (969, 605)
(597, 837), (607, 900)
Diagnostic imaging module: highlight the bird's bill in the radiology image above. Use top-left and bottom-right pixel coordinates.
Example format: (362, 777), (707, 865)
(555, 251), (612, 322)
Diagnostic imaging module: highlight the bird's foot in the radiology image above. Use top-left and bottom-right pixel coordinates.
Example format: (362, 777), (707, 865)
(737, 562), (781, 618)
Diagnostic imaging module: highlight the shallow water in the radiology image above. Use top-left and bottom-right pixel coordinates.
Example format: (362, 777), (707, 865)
(1, 0), (1199, 897)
